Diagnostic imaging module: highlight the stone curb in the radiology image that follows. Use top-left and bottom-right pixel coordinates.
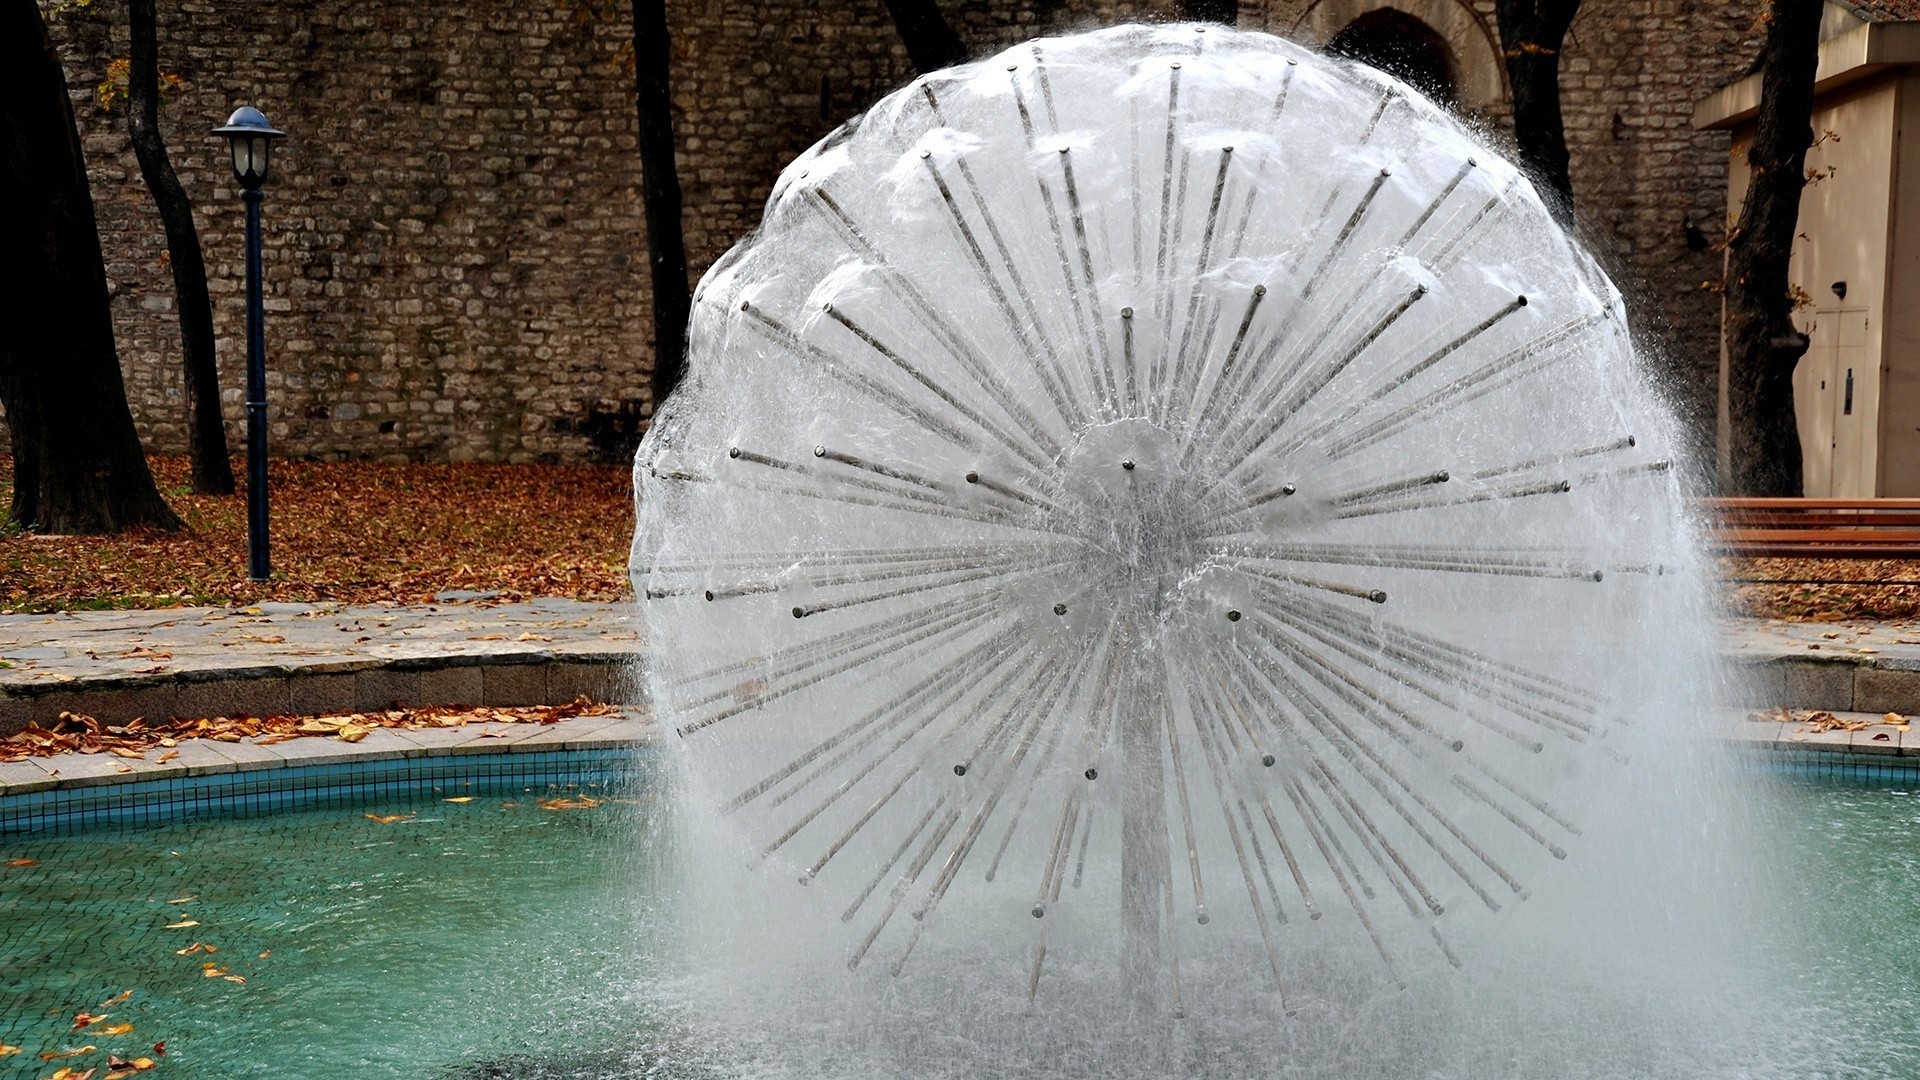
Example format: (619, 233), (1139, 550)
(0, 712), (658, 799)
(1728, 652), (1920, 716)
(0, 648), (643, 736)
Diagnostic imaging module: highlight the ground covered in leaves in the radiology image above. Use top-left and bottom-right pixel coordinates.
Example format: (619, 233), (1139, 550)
(0, 456), (633, 614)
(1721, 557), (1920, 623)
(0, 698), (622, 765)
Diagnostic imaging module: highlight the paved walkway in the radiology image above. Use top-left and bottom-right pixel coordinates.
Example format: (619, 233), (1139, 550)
(0, 599), (643, 732)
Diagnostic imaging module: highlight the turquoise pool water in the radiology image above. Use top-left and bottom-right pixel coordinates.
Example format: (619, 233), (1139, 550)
(1, 765), (1916, 1079)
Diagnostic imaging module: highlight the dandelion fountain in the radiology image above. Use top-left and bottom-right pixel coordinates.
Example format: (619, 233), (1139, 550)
(632, 22), (1726, 1078)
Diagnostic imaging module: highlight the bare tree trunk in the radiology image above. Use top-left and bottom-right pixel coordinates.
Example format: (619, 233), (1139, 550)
(1176, 0), (1238, 23)
(0, 0), (180, 533)
(631, 0), (691, 415)
(129, 0), (233, 495)
(1725, 0), (1821, 496)
(1494, 0), (1579, 226)
(881, 0), (966, 74)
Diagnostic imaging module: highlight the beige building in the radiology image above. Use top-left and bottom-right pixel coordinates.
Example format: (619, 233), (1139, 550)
(1698, 2), (1920, 496)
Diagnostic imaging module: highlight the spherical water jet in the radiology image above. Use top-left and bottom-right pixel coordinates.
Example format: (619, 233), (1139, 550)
(632, 21), (1723, 1073)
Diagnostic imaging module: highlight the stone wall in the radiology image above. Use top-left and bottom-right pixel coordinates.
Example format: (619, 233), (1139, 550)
(35, 0), (1755, 464)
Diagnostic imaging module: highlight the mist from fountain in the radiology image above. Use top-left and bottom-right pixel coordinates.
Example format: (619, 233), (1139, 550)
(628, 23), (1784, 1078)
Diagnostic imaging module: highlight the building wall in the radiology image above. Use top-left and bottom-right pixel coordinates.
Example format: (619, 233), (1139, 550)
(34, 0), (1759, 464)
(1724, 72), (1920, 497)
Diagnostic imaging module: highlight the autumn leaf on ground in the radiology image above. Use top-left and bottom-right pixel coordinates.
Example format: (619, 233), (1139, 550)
(154, 750), (178, 764)
(337, 724), (371, 743)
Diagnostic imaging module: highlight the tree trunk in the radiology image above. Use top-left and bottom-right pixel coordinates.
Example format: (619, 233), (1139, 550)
(1176, 0), (1238, 23)
(1724, 0), (1822, 496)
(129, 0), (233, 495)
(881, 0), (967, 74)
(1494, 0), (1579, 226)
(0, 0), (180, 533)
(631, 0), (692, 416)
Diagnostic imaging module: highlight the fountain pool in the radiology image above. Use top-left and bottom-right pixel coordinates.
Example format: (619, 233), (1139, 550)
(0, 761), (1915, 1078)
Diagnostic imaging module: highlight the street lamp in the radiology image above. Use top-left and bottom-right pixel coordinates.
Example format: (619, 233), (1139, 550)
(212, 106), (284, 583)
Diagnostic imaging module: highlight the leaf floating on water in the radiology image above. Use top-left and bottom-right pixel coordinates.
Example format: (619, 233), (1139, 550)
(364, 813), (413, 825)
(42, 1044), (96, 1059)
(258, 950), (271, 959)
(0, 1044), (18, 1057)
(106, 1054), (157, 1073)
(7, 858), (37, 867)
(48, 1067), (98, 1080)
(70, 1012), (103, 1031)
(223, 975), (246, 984)
(98, 991), (132, 1008)
(174, 942), (203, 955)
(162, 919), (198, 929)
(201, 962), (228, 977)
(94, 1025), (131, 1037)
(537, 795), (603, 812)
(151, 1043), (164, 1057)
(165, 895), (195, 904)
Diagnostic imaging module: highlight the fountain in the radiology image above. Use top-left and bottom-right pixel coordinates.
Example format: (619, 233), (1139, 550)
(632, 22), (1721, 1076)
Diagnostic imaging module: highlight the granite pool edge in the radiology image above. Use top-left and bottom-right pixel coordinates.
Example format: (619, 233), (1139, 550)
(0, 647), (643, 736)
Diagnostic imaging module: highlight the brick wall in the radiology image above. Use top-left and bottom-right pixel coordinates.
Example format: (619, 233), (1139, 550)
(34, 0), (1753, 463)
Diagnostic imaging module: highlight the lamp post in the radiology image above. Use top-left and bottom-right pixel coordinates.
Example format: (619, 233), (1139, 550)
(212, 106), (284, 583)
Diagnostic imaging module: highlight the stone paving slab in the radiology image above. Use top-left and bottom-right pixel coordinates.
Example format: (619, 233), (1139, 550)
(0, 599), (644, 734)
(0, 711), (657, 798)
(1724, 620), (1920, 714)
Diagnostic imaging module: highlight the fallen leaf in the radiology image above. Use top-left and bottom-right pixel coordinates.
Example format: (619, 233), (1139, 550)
(516, 632), (554, 642)
(175, 942), (202, 955)
(151, 1043), (164, 1057)
(538, 795), (603, 812)
(201, 963), (227, 977)
(42, 1044), (95, 1059)
(337, 724), (371, 743)
(154, 750), (178, 764)
(364, 813), (413, 825)
(70, 1012), (102, 1031)
(98, 991), (132, 1008)
(1873, 732), (1892, 741)
(94, 1024), (131, 1037)
(223, 975), (246, 984)
(469, 633), (506, 641)
(166, 895), (195, 904)
(444, 796), (474, 803)
(7, 858), (37, 867)
(107, 748), (145, 760)
(0, 1044), (18, 1057)
(1887, 713), (1906, 725)
(106, 1055), (156, 1072)
(258, 950), (271, 959)
(163, 919), (198, 929)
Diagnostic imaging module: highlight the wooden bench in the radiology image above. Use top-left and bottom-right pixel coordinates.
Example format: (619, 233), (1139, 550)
(1700, 498), (1920, 559)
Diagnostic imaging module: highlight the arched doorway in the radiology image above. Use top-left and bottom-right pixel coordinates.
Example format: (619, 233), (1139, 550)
(1326, 9), (1459, 106)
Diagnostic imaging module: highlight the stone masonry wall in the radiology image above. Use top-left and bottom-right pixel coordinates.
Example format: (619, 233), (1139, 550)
(36, 0), (1756, 464)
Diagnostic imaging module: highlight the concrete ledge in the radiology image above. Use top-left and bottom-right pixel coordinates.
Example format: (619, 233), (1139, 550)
(0, 651), (638, 735)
